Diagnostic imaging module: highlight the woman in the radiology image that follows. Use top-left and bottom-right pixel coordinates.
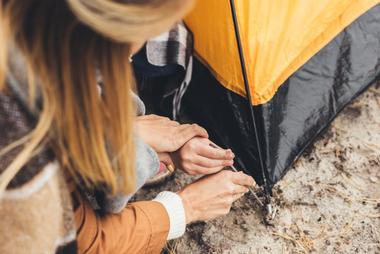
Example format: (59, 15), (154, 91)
(0, 0), (255, 253)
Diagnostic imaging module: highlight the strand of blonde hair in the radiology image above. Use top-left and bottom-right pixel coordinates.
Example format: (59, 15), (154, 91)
(0, 0), (194, 196)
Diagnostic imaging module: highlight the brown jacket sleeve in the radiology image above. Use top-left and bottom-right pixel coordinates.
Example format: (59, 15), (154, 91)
(75, 192), (170, 254)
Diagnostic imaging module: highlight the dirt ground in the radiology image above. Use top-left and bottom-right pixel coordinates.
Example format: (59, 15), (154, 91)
(135, 81), (380, 254)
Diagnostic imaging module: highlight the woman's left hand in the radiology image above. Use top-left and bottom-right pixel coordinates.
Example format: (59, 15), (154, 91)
(135, 115), (209, 153)
(171, 137), (235, 175)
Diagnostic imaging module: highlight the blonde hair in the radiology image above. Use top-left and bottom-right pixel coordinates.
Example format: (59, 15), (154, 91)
(0, 0), (194, 194)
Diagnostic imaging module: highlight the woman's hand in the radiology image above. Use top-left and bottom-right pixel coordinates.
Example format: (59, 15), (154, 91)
(171, 137), (234, 175)
(177, 170), (255, 224)
(135, 115), (208, 153)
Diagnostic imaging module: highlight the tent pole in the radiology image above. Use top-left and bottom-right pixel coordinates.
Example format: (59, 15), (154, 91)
(228, 0), (271, 206)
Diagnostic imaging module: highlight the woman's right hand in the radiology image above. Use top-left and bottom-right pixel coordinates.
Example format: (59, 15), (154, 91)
(135, 115), (209, 153)
(177, 170), (255, 224)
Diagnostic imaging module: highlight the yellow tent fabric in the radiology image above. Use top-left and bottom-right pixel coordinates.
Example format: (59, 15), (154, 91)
(185, 0), (379, 105)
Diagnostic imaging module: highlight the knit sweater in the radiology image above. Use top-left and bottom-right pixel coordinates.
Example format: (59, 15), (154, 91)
(0, 89), (78, 253)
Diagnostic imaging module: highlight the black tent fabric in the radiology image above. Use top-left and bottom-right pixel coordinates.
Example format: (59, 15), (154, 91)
(180, 4), (380, 189)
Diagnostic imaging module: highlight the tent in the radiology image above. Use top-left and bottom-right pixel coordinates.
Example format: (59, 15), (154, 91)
(181, 1), (380, 202)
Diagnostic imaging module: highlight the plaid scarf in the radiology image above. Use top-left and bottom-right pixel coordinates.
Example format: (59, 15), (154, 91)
(136, 22), (194, 120)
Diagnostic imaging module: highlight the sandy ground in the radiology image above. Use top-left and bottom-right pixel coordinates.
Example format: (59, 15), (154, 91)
(135, 81), (380, 254)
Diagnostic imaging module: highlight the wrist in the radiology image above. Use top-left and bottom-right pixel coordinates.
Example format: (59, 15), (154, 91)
(153, 191), (186, 240)
(177, 188), (196, 224)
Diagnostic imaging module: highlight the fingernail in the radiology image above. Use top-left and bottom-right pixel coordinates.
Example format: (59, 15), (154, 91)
(226, 150), (235, 158)
(167, 164), (175, 173)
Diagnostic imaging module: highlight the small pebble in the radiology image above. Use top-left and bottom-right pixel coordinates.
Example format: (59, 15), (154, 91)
(369, 176), (378, 183)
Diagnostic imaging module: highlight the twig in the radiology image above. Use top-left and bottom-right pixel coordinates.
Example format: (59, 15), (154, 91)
(272, 232), (309, 254)
(165, 240), (179, 254)
(319, 218), (355, 242)
(280, 180), (296, 189)
(321, 184), (354, 203)
(294, 223), (315, 251)
(341, 173), (364, 191)
(292, 201), (318, 207)
(363, 213), (380, 218)
(313, 226), (326, 240)
(360, 197), (380, 203)
(368, 86), (380, 96)
(319, 183), (380, 206)
(338, 220), (354, 238)
(370, 223), (380, 243)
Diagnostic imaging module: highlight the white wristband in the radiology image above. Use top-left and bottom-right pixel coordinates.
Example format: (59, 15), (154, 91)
(153, 191), (186, 240)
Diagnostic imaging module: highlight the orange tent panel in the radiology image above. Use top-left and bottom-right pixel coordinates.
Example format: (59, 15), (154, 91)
(185, 0), (379, 105)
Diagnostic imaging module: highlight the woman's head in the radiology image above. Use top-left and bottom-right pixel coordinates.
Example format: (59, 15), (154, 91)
(68, 0), (194, 43)
(0, 0), (194, 194)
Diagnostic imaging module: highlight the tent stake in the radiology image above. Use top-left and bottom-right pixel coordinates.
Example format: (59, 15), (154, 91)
(228, 0), (272, 211)
(209, 143), (264, 207)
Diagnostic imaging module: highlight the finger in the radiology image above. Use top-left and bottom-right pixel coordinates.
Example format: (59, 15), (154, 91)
(232, 192), (246, 202)
(169, 120), (180, 126)
(186, 164), (225, 175)
(143, 115), (179, 128)
(230, 185), (249, 195)
(174, 124), (209, 149)
(193, 155), (233, 168)
(231, 172), (255, 187)
(206, 141), (236, 159)
(140, 114), (161, 120)
(180, 124), (209, 138)
(198, 145), (234, 160)
(156, 117), (180, 126)
(156, 119), (179, 127)
(224, 182), (248, 195)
